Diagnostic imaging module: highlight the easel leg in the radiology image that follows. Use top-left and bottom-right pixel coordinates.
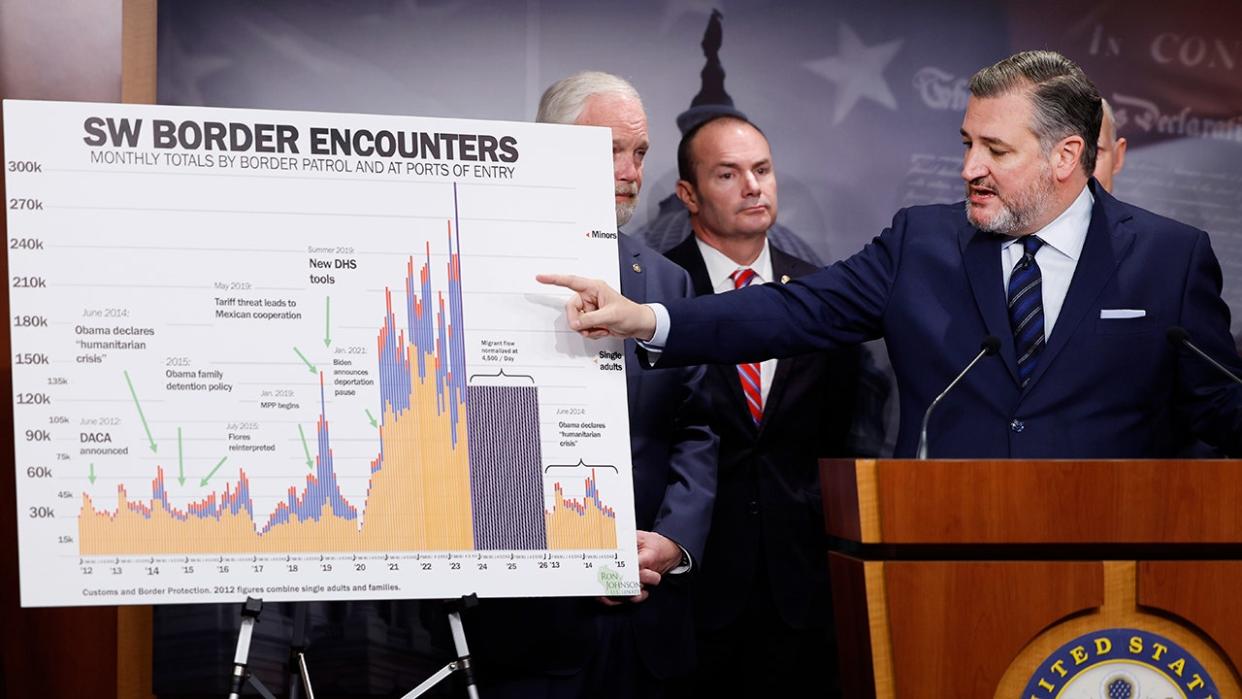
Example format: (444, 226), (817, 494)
(227, 597), (277, 699)
(287, 603), (314, 699)
(447, 609), (480, 699)
(399, 594), (481, 699)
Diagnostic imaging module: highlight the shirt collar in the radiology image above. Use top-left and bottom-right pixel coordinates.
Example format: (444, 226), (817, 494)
(694, 236), (773, 287)
(1001, 184), (1094, 261)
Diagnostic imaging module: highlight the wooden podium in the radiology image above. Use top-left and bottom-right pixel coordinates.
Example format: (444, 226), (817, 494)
(820, 459), (1242, 698)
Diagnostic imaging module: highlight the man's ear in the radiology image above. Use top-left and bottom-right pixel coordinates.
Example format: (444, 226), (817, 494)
(1054, 135), (1086, 181)
(1113, 137), (1128, 178)
(675, 179), (699, 214)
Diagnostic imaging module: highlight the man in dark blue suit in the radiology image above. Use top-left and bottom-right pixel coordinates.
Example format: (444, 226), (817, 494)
(469, 71), (717, 698)
(661, 114), (875, 698)
(540, 50), (1242, 459)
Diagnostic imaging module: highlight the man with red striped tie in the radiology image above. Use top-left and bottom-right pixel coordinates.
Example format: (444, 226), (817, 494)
(662, 114), (875, 698)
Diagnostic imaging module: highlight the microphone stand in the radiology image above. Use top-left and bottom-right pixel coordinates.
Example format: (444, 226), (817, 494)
(917, 337), (1000, 459)
(1168, 326), (1242, 386)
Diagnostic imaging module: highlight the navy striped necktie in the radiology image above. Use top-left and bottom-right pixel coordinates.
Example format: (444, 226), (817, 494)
(1008, 235), (1045, 387)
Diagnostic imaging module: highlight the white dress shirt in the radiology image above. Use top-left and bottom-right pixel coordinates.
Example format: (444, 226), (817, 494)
(694, 237), (777, 406)
(1000, 184), (1093, 339)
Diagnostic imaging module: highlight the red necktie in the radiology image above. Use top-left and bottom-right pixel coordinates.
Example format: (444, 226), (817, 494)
(731, 268), (763, 424)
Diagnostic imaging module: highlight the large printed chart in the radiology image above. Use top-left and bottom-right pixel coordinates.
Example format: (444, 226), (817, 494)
(4, 99), (638, 607)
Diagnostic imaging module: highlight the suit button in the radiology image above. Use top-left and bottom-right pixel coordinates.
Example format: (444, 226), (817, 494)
(1010, 419), (1025, 433)
(747, 501), (759, 515)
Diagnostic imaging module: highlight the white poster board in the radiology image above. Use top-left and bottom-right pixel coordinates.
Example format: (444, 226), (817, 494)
(4, 99), (638, 607)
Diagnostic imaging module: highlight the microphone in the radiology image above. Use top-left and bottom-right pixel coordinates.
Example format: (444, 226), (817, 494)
(916, 336), (1001, 460)
(1167, 326), (1242, 386)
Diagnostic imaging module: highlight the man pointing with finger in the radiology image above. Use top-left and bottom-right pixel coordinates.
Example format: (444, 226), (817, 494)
(540, 50), (1242, 460)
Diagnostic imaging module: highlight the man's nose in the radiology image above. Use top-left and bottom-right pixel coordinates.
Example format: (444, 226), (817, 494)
(961, 148), (987, 182)
(615, 153), (638, 183)
(741, 170), (761, 195)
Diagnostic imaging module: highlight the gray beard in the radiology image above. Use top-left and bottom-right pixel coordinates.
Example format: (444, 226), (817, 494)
(965, 172), (1054, 236)
(616, 200), (636, 228)
(967, 200), (1030, 236)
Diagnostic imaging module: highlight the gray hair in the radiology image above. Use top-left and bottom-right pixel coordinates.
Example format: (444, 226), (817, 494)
(969, 50), (1101, 176)
(536, 71), (643, 125)
(1100, 97), (1117, 143)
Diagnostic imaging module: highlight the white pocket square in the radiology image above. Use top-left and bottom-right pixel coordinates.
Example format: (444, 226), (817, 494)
(1100, 309), (1146, 319)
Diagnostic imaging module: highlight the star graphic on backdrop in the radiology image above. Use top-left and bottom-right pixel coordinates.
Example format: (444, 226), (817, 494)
(804, 24), (903, 125)
(659, 0), (718, 35)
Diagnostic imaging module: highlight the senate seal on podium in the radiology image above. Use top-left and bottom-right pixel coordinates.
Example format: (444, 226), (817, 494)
(1023, 628), (1219, 699)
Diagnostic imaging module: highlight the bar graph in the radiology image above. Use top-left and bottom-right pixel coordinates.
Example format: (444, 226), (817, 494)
(5, 98), (636, 606)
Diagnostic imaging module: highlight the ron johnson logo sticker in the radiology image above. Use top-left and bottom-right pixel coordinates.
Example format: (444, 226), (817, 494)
(1023, 628), (1219, 698)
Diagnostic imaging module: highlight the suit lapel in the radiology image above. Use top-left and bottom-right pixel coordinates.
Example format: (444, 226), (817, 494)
(618, 236), (646, 409)
(758, 248), (801, 432)
(961, 224), (1021, 385)
(665, 236), (758, 435)
(618, 236), (648, 302)
(1022, 192), (1135, 393)
(665, 236), (715, 297)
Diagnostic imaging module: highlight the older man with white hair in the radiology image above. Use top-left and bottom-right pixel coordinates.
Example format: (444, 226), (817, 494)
(468, 71), (717, 699)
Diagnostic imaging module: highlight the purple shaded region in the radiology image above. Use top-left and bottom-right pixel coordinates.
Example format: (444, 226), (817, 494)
(466, 385), (547, 550)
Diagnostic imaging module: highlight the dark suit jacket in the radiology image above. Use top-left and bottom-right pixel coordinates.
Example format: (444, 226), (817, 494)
(471, 233), (717, 680)
(664, 236), (866, 631)
(655, 180), (1242, 458)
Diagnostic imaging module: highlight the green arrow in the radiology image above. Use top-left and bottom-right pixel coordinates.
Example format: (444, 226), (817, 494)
(200, 456), (228, 487)
(298, 424), (314, 469)
(365, 409), (378, 428)
(123, 370), (158, 453)
(323, 297), (332, 348)
(88, 463), (96, 485)
(293, 346), (317, 374)
(177, 427), (186, 486)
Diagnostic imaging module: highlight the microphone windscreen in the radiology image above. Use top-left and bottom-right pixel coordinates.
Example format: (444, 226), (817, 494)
(980, 335), (1001, 355)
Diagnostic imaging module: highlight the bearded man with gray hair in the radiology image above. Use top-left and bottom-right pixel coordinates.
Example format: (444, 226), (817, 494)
(467, 71), (717, 699)
(536, 71), (647, 227)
